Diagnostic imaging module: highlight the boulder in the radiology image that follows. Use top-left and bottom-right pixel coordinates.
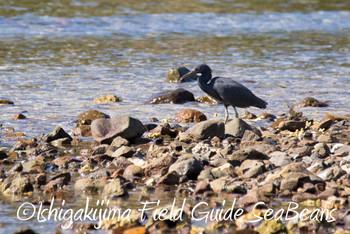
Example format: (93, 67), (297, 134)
(181, 119), (224, 141)
(225, 118), (261, 138)
(91, 116), (145, 144)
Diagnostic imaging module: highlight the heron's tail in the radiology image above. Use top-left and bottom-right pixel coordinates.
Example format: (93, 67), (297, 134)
(255, 97), (268, 109)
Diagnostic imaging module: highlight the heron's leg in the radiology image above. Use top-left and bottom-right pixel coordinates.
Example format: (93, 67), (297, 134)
(224, 105), (229, 124)
(233, 106), (239, 118)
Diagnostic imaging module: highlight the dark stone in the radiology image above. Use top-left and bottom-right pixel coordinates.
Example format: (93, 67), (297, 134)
(149, 88), (195, 104)
(42, 126), (72, 143)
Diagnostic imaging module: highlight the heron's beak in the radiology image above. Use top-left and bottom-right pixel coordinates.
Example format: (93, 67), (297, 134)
(179, 70), (197, 82)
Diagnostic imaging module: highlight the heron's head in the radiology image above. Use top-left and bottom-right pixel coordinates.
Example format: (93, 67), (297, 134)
(180, 64), (212, 82)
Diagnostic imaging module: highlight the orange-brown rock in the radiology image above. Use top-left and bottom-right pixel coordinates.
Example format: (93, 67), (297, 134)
(12, 113), (26, 119)
(173, 109), (207, 123)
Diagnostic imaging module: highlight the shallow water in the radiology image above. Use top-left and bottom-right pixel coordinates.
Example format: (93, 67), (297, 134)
(0, 0), (350, 232)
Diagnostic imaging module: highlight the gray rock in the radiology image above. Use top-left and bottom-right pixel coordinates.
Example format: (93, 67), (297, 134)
(225, 118), (261, 138)
(42, 126), (72, 143)
(269, 151), (292, 167)
(88, 169), (110, 179)
(112, 146), (135, 158)
(91, 116), (145, 144)
(168, 154), (203, 180)
(4, 178), (33, 195)
(102, 178), (128, 198)
(197, 170), (215, 181)
(226, 148), (269, 166)
(312, 143), (330, 158)
(166, 66), (197, 83)
(317, 165), (346, 181)
(240, 160), (265, 178)
(182, 119), (225, 141)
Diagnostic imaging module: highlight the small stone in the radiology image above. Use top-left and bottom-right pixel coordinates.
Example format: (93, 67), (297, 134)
(241, 111), (257, 119)
(144, 154), (177, 177)
(42, 126), (72, 143)
(149, 88), (195, 104)
(76, 110), (110, 126)
(157, 171), (180, 185)
(166, 66), (197, 83)
(181, 119), (225, 141)
(4, 177), (33, 195)
(269, 151), (292, 167)
(226, 148), (269, 166)
(149, 123), (178, 137)
(93, 94), (122, 104)
(194, 179), (212, 194)
(225, 118), (261, 138)
(123, 165), (143, 180)
(112, 146), (135, 158)
(278, 120), (306, 131)
(174, 109), (207, 123)
(102, 178), (128, 198)
(297, 97), (328, 107)
(12, 113), (26, 119)
(0, 99), (14, 105)
(73, 125), (92, 137)
(168, 154), (203, 180)
(197, 95), (221, 104)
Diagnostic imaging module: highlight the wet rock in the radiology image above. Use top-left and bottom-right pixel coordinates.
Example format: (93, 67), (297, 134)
(168, 154), (203, 180)
(194, 179), (212, 194)
(4, 177), (33, 195)
(166, 66), (197, 83)
(240, 160), (265, 178)
(210, 177), (246, 193)
(0, 150), (8, 160)
(112, 146), (135, 158)
(123, 165), (143, 180)
(157, 171), (180, 185)
(173, 109), (207, 123)
(52, 156), (81, 168)
(278, 120), (306, 131)
(75, 178), (107, 194)
(256, 220), (289, 234)
(144, 154), (177, 177)
(297, 97), (328, 107)
(102, 178), (128, 198)
(93, 94), (122, 104)
(269, 151), (292, 167)
(49, 172), (71, 185)
(88, 169), (110, 179)
(73, 125), (92, 137)
(42, 126), (72, 143)
(181, 119), (225, 141)
(22, 159), (46, 173)
(0, 99), (14, 105)
(12, 227), (37, 234)
(91, 116), (145, 144)
(197, 95), (221, 104)
(237, 190), (270, 207)
(149, 88), (195, 104)
(12, 113), (26, 119)
(225, 118), (261, 138)
(258, 113), (276, 121)
(241, 111), (257, 119)
(149, 123), (178, 138)
(226, 148), (269, 166)
(76, 110), (110, 127)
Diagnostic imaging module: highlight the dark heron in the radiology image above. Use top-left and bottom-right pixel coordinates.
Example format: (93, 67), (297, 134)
(180, 64), (267, 123)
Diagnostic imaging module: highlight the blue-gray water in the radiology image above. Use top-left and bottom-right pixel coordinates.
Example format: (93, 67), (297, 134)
(0, 0), (350, 233)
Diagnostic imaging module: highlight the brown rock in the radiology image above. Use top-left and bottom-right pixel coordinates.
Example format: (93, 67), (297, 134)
(0, 99), (14, 105)
(157, 171), (180, 185)
(174, 109), (207, 123)
(112, 146), (135, 158)
(297, 97), (328, 107)
(197, 95), (221, 104)
(123, 165), (144, 180)
(149, 124), (178, 137)
(238, 190), (270, 207)
(12, 113), (26, 119)
(5, 132), (26, 137)
(73, 125), (92, 137)
(144, 154), (176, 177)
(278, 120), (306, 131)
(76, 110), (110, 126)
(194, 179), (212, 194)
(93, 94), (122, 104)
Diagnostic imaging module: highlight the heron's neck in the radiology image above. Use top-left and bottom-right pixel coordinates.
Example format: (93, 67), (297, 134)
(197, 72), (213, 94)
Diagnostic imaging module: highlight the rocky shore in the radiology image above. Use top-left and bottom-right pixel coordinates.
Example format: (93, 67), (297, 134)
(0, 95), (350, 233)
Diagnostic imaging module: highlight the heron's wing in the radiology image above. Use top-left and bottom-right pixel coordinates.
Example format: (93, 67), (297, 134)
(212, 77), (263, 108)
